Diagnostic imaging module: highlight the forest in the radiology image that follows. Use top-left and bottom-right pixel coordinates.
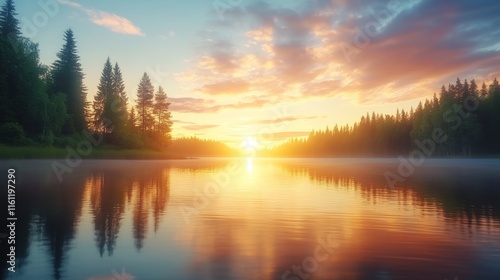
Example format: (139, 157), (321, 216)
(261, 78), (500, 157)
(0, 0), (173, 151)
(1, 0), (499, 158)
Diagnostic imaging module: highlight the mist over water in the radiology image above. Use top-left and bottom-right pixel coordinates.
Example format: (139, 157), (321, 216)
(1, 158), (500, 280)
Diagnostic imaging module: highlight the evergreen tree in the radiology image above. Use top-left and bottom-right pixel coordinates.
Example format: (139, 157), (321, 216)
(46, 93), (68, 137)
(470, 79), (478, 97)
(0, 0), (20, 37)
(93, 58), (114, 134)
(112, 63), (128, 130)
(14, 38), (48, 136)
(480, 82), (488, 98)
(50, 29), (87, 134)
(128, 107), (137, 130)
(153, 86), (172, 147)
(0, 0), (47, 138)
(135, 73), (154, 136)
(0, 0), (19, 125)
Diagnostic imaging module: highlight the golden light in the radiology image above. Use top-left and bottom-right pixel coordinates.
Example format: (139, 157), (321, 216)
(246, 157), (253, 173)
(242, 137), (259, 152)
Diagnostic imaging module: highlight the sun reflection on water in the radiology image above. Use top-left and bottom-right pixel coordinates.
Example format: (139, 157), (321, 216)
(246, 157), (253, 173)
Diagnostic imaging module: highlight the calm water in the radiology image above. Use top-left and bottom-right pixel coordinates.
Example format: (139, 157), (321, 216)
(1, 158), (500, 280)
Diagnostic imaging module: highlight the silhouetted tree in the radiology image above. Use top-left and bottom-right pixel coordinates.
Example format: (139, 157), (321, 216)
(93, 58), (114, 133)
(50, 29), (87, 134)
(0, 0), (48, 139)
(112, 62), (128, 130)
(135, 72), (154, 137)
(153, 86), (172, 148)
(0, 0), (19, 37)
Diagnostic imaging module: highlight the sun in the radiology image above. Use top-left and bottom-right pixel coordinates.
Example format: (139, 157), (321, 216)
(242, 137), (259, 152)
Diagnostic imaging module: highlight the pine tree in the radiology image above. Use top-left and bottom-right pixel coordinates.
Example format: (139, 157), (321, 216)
(93, 58), (114, 133)
(128, 107), (136, 130)
(491, 78), (500, 94)
(135, 73), (154, 136)
(153, 86), (172, 147)
(0, 0), (19, 125)
(0, 0), (20, 37)
(0, 29), (12, 124)
(470, 79), (478, 97)
(0, 0), (47, 138)
(480, 82), (488, 98)
(50, 29), (87, 134)
(112, 63), (128, 128)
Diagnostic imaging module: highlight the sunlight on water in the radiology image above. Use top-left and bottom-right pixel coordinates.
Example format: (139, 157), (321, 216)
(1, 159), (500, 280)
(246, 157), (253, 174)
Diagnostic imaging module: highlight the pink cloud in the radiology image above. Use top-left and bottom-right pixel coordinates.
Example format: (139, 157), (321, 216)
(59, 0), (144, 36)
(178, 0), (500, 107)
(200, 80), (250, 95)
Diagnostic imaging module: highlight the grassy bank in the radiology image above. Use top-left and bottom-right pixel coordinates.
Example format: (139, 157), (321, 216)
(0, 146), (186, 160)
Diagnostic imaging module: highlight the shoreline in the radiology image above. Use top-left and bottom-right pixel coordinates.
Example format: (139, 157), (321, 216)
(1, 146), (498, 160)
(0, 146), (187, 160)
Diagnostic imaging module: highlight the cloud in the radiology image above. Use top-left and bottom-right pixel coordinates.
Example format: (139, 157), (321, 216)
(271, 131), (310, 140)
(59, 0), (144, 36)
(200, 80), (250, 95)
(169, 96), (269, 113)
(183, 124), (219, 131)
(238, 131), (311, 141)
(169, 97), (215, 113)
(178, 0), (500, 105)
(172, 119), (196, 125)
(159, 31), (176, 40)
(242, 116), (322, 125)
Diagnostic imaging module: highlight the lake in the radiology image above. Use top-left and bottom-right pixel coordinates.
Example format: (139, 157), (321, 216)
(1, 158), (500, 280)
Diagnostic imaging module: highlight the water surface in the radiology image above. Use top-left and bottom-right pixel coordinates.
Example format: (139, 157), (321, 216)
(1, 158), (500, 280)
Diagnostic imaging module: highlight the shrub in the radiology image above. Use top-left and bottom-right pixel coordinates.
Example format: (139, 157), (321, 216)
(35, 131), (55, 146)
(0, 122), (26, 145)
(53, 135), (79, 147)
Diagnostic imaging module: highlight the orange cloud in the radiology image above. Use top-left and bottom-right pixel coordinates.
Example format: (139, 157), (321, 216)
(183, 124), (219, 131)
(169, 97), (270, 113)
(242, 116), (322, 125)
(200, 80), (250, 95)
(179, 0), (500, 107)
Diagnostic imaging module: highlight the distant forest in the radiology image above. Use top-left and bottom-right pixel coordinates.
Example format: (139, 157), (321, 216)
(0, 0), (173, 150)
(170, 137), (239, 157)
(262, 78), (500, 157)
(1, 0), (499, 158)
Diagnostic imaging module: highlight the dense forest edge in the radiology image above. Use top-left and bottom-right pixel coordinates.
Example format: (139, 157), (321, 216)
(0, 0), (499, 159)
(259, 78), (500, 158)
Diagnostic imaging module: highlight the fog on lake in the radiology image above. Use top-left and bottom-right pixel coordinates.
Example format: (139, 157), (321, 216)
(1, 158), (500, 280)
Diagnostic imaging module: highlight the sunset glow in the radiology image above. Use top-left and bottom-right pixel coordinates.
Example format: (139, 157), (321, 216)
(15, 0), (500, 147)
(3, 1), (500, 279)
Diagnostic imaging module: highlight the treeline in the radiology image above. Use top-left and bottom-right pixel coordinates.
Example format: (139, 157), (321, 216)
(92, 59), (173, 149)
(169, 137), (240, 157)
(0, 0), (172, 150)
(262, 78), (500, 157)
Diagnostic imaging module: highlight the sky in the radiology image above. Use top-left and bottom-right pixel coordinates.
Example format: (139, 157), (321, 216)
(14, 0), (500, 148)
